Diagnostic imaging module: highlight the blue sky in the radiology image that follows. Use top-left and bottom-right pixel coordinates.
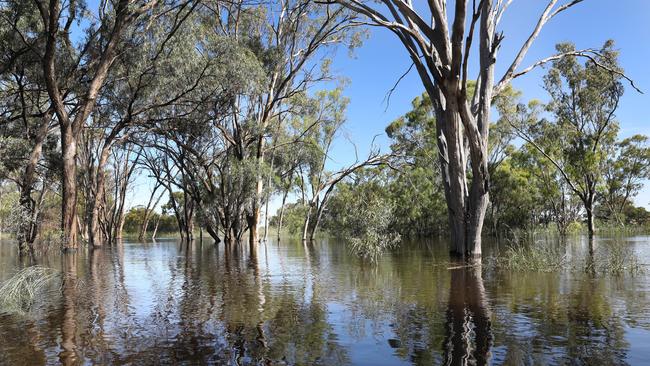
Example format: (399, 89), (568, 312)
(130, 1), (650, 213)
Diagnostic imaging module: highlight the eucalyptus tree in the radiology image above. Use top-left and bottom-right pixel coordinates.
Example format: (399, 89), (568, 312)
(80, 3), (207, 247)
(509, 141), (582, 236)
(601, 135), (650, 225)
(0, 62), (56, 254)
(204, 0), (362, 249)
(136, 11), (267, 243)
(330, 0), (606, 256)
(294, 89), (385, 241)
(10, 0), (193, 249)
(511, 42), (626, 236)
(0, 0), (59, 254)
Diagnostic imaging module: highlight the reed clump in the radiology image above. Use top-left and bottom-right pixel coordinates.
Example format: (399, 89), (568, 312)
(493, 239), (644, 275)
(598, 241), (643, 275)
(497, 243), (567, 272)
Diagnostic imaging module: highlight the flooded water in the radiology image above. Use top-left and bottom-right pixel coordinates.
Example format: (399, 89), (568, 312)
(0, 236), (649, 365)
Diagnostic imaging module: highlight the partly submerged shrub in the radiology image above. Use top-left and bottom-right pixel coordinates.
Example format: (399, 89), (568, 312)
(340, 190), (401, 262)
(0, 266), (59, 314)
(349, 232), (401, 263)
(347, 201), (401, 263)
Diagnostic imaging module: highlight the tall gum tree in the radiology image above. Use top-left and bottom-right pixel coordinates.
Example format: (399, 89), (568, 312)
(329, 0), (622, 256)
(508, 42), (642, 237)
(36, 0), (167, 249)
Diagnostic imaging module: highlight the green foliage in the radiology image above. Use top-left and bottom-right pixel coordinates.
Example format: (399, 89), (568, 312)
(122, 207), (178, 235)
(323, 172), (400, 262)
(384, 94), (448, 236)
(275, 203), (310, 235)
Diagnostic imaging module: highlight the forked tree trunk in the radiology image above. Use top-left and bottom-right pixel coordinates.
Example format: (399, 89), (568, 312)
(332, 0), (585, 257)
(436, 107), (489, 257)
(139, 185), (163, 241)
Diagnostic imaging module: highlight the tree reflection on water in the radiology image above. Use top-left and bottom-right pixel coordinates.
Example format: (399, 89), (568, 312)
(0, 236), (648, 365)
(443, 261), (492, 366)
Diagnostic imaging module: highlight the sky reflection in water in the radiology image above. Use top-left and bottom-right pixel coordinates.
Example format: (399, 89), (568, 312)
(0, 236), (649, 365)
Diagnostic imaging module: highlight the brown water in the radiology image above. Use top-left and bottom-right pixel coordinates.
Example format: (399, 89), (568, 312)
(0, 236), (649, 365)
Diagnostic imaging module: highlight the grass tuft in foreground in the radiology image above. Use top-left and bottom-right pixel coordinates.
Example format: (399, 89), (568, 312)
(0, 266), (59, 314)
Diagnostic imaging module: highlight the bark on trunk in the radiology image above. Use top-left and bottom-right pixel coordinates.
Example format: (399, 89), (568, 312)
(151, 213), (161, 240)
(89, 147), (111, 248)
(248, 177), (263, 247)
(436, 107), (489, 257)
(302, 204), (312, 242)
(248, 225), (257, 255)
(206, 225), (221, 243)
(309, 197), (329, 242)
(61, 123), (79, 250)
(17, 115), (50, 255)
(586, 204), (595, 238)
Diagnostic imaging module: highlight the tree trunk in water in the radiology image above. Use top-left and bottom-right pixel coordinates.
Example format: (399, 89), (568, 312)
(467, 179), (488, 256)
(276, 187), (289, 240)
(206, 225), (221, 244)
(116, 213), (126, 242)
(263, 194), (270, 242)
(89, 147), (110, 248)
(151, 214), (161, 240)
(434, 100), (489, 257)
(437, 110), (469, 256)
(247, 208), (259, 255)
(17, 116), (50, 255)
(248, 223), (258, 257)
(61, 124), (79, 250)
(302, 204), (313, 242)
(139, 185), (162, 241)
(309, 198), (328, 242)
(586, 205), (595, 238)
(249, 175), (264, 247)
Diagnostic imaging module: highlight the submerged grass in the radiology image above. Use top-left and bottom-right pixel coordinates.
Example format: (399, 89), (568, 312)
(598, 241), (643, 275)
(0, 266), (59, 314)
(493, 239), (645, 276)
(497, 243), (568, 273)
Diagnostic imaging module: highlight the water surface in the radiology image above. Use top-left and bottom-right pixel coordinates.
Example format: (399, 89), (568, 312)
(0, 236), (649, 365)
